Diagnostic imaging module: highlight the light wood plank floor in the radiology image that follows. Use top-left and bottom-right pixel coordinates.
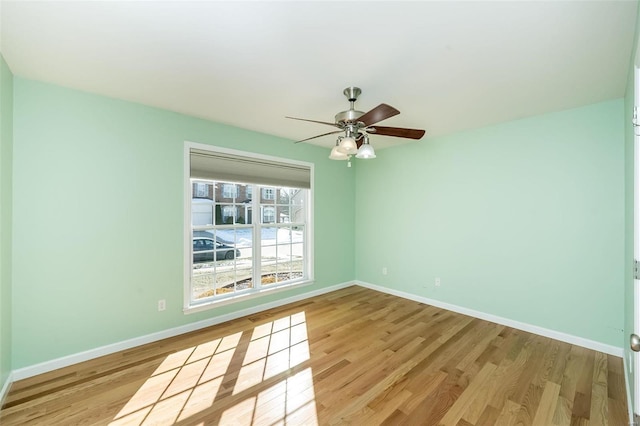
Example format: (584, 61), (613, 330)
(0, 286), (629, 425)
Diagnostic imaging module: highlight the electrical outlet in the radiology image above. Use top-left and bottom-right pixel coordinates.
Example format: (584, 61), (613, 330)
(382, 267), (388, 275)
(435, 277), (441, 287)
(158, 299), (166, 311)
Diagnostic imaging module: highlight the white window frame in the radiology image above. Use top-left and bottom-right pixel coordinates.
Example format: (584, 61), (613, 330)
(183, 142), (314, 314)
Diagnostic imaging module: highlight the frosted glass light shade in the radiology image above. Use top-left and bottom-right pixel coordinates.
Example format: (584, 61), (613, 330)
(337, 137), (358, 154)
(329, 145), (349, 160)
(356, 143), (376, 159)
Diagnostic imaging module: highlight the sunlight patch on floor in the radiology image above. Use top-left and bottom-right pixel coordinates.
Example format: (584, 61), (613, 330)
(109, 311), (317, 425)
(222, 367), (318, 425)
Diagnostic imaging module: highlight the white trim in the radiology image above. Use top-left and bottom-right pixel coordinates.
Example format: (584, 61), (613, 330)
(624, 354), (635, 426)
(355, 280), (624, 357)
(183, 142), (192, 310)
(0, 371), (14, 409)
(11, 281), (354, 381)
(634, 64), (640, 415)
(183, 279), (315, 314)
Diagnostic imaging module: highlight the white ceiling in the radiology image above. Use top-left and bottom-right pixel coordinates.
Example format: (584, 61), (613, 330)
(1, 1), (637, 150)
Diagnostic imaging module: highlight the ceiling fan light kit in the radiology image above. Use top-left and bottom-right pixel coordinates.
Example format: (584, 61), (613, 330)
(287, 86), (425, 165)
(355, 135), (376, 159)
(329, 142), (349, 161)
(337, 136), (358, 155)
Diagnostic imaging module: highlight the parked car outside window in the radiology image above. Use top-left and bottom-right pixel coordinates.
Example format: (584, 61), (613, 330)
(192, 233), (240, 263)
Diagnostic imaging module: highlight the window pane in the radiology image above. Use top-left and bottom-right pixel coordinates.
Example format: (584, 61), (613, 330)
(262, 206), (276, 224)
(261, 226), (277, 247)
(194, 182), (213, 198)
(276, 259), (292, 283)
(291, 242), (304, 263)
(215, 270), (234, 296)
(213, 204), (221, 225)
(240, 206), (252, 225)
(277, 206), (290, 223)
(192, 265), (215, 300)
(259, 226), (305, 286)
(290, 190), (305, 223)
(235, 266), (254, 291)
(236, 184), (252, 224)
(236, 230), (254, 290)
(192, 200), (214, 226)
(291, 226), (304, 243)
(278, 188), (290, 204)
(271, 240), (304, 284)
(260, 226), (278, 284)
(222, 204), (236, 225)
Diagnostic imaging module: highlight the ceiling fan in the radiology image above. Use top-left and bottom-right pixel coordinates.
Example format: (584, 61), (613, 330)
(286, 87), (426, 161)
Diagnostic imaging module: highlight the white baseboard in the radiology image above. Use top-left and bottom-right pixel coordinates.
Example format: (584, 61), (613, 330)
(8, 279), (625, 383)
(0, 371), (13, 409)
(11, 281), (355, 381)
(355, 280), (624, 357)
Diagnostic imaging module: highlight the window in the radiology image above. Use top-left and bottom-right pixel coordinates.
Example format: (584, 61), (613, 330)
(222, 183), (237, 199)
(186, 143), (313, 312)
(194, 182), (209, 198)
(262, 188), (275, 200)
(262, 206), (276, 224)
(222, 205), (236, 224)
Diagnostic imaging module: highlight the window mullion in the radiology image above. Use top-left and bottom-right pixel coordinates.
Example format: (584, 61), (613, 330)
(253, 184), (262, 289)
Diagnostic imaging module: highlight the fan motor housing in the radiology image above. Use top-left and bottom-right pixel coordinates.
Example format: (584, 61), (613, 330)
(335, 109), (364, 124)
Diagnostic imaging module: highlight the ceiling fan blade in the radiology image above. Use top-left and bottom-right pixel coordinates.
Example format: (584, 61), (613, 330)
(294, 130), (343, 144)
(357, 104), (400, 126)
(286, 116), (338, 127)
(369, 126), (426, 140)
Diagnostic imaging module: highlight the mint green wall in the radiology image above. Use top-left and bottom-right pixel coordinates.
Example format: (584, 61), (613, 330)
(0, 55), (14, 392)
(355, 100), (625, 347)
(11, 78), (355, 369)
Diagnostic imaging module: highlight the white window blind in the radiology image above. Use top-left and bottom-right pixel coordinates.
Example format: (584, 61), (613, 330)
(190, 148), (311, 189)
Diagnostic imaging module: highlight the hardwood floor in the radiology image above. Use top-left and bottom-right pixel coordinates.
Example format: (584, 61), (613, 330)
(0, 286), (630, 425)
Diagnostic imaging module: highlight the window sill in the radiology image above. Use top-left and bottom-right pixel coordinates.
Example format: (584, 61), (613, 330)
(183, 279), (315, 315)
